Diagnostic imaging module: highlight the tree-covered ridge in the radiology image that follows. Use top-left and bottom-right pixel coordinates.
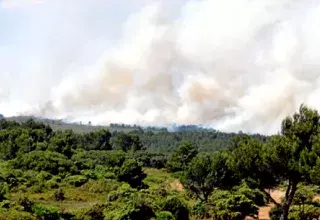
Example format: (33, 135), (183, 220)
(0, 104), (318, 220)
(2, 116), (268, 154)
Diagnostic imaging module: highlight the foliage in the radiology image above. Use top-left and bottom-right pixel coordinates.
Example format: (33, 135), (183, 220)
(112, 132), (144, 152)
(0, 182), (9, 202)
(209, 189), (259, 220)
(81, 204), (106, 220)
(232, 105), (320, 220)
(161, 196), (189, 220)
(233, 182), (267, 206)
(181, 154), (215, 202)
(270, 204), (320, 220)
(191, 202), (210, 219)
(79, 129), (112, 150)
(167, 141), (198, 172)
(32, 204), (60, 219)
(267, 105), (320, 219)
(182, 152), (236, 202)
(66, 175), (88, 187)
(0, 108), (318, 220)
(12, 151), (77, 176)
(71, 150), (126, 170)
(17, 196), (34, 213)
(271, 184), (320, 220)
(117, 159), (147, 189)
(156, 211), (175, 220)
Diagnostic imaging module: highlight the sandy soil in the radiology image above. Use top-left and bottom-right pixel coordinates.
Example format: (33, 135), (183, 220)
(170, 180), (184, 191)
(245, 189), (285, 220)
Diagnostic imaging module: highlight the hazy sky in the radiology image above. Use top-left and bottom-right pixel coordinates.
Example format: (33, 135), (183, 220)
(1, 0), (320, 134)
(0, 0), (181, 112)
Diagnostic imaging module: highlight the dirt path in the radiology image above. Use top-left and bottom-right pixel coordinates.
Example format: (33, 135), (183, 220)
(245, 189), (285, 220)
(169, 180), (184, 191)
(168, 180), (319, 220)
(258, 189), (285, 220)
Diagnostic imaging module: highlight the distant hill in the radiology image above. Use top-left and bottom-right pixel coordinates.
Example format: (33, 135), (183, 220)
(4, 116), (169, 134)
(0, 114), (3, 119)
(3, 115), (268, 153)
(5, 116), (219, 134)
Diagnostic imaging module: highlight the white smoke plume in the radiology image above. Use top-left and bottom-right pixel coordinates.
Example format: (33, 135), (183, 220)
(1, 0), (43, 8)
(1, 0), (320, 134)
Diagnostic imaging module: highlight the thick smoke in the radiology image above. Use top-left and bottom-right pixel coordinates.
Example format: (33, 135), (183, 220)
(1, 0), (320, 134)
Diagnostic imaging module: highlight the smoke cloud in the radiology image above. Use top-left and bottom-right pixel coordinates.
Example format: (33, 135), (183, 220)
(1, 0), (43, 8)
(1, 0), (320, 134)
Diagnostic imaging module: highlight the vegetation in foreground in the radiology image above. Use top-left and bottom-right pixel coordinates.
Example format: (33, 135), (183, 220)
(0, 104), (319, 220)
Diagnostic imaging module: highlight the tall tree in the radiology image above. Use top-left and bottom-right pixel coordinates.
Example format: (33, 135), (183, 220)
(112, 132), (144, 152)
(233, 104), (320, 220)
(181, 152), (233, 202)
(266, 105), (320, 220)
(167, 141), (198, 172)
(117, 159), (147, 189)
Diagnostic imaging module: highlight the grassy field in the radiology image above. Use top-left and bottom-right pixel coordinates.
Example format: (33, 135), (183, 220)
(0, 168), (185, 219)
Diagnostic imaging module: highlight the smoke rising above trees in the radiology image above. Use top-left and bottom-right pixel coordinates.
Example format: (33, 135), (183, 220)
(2, 0), (320, 134)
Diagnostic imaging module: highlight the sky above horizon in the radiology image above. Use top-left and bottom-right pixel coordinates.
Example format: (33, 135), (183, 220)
(1, 0), (320, 134)
(0, 0), (184, 102)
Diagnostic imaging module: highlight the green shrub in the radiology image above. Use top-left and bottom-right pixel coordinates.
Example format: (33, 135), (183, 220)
(191, 202), (210, 219)
(104, 172), (116, 180)
(269, 206), (282, 220)
(21, 170), (38, 188)
(233, 182), (267, 206)
(0, 200), (11, 209)
(84, 204), (106, 220)
(3, 209), (36, 220)
(0, 169), (23, 189)
(13, 151), (77, 176)
(30, 182), (45, 194)
(17, 196), (34, 213)
(293, 184), (318, 205)
(83, 179), (118, 194)
(66, 175), (88, 187)
(45, 176), (61, 189)
(270, 185), (320, 220)
(95, 165), (112, 179)
(289, 204), (320, 220)
(120, 202), (155, 220)
(0, 182), (9, 202)
(117, 159), (147, 189)
(162, 196), (189, 220)
(32, 204), (60, 220)
(80, 170), (97, 180)
(45, 180), (58, 189)
(156, 211), (175, 220)
(209, 190), (258, 220)
(270, 204), (320, 220)
(36, 171), (52, 182)
(107, 184), (137, 202)
(35, 142), (47, 151)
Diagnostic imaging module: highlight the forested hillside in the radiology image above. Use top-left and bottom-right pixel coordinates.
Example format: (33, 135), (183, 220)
(0, 105), (319, 220)
(5, 116), (267, 154)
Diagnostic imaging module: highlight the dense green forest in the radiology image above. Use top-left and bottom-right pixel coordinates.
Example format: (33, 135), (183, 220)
(0, 105), (319, 220)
